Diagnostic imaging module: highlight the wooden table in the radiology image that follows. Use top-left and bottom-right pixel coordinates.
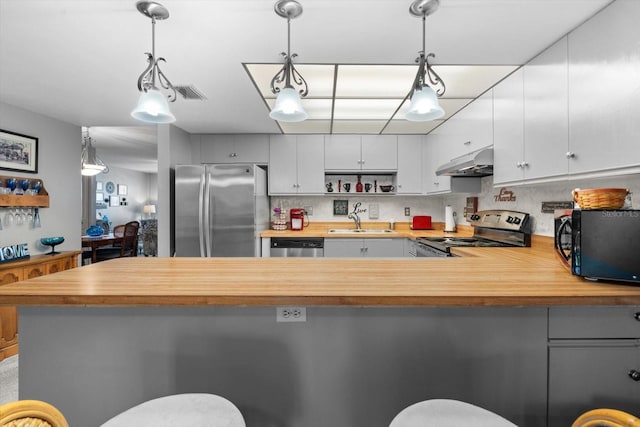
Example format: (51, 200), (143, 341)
(81, 233), (122, 263)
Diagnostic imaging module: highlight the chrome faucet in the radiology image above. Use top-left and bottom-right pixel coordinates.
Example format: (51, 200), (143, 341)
(348, 202), (362, 230)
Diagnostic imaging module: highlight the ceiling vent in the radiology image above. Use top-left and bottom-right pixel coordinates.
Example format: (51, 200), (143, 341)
(175, 85), (208, 100)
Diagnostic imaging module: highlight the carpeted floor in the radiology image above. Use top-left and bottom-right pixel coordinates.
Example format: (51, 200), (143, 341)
(0, 355), (19, 404)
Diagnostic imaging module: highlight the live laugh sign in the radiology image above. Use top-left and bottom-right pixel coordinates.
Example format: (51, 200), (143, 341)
(0, 243), (30, 264)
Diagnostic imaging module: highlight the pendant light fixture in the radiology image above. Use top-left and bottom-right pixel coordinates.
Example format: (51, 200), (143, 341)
(269, 0), (308, 122)
(405, 0), (446, 121)
(81, 127), (109, 176)
(131, 1), (177, 124)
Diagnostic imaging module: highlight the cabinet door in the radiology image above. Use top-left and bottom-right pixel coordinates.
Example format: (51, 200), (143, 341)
(296, 135), (325, 194)
(548, 341), (640, 427)
(361, 135), (397, 171)
(363, 239), (404, 257)
(324, 238), (364, 258)
(523, 36), (569, 180)
(24, 265), (46, 280)
(493, 68), (525, 184)
(200, 135), (268, 164)
(422, 133), (451, 194)
(568, 0), (640, 174)
(396, 136), (422, 194)
(0, 268), (22, 359)
(454, 91), (493, 153)
(324, 135), (362, 171)
(269, 135), (299, 194)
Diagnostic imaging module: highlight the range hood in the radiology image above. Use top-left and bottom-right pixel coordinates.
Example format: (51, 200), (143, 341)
(436, 146), (494, 177)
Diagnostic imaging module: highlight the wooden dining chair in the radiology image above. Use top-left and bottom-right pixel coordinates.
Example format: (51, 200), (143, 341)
(571, 408), (640, 427)
(0, 399), (69, 427)
(389, 399), (517, 427)
(95, 221), (139, 262)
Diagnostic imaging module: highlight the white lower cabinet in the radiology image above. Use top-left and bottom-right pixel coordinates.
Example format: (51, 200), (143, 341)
(547, 306), (640, 426)
(324, 238), (405, 258)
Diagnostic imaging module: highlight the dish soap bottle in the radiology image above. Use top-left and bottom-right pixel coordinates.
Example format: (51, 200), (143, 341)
(356, 175), (363, 193)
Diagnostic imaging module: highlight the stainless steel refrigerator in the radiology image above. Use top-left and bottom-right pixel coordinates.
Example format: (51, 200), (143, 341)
(174, 164), (269, 257)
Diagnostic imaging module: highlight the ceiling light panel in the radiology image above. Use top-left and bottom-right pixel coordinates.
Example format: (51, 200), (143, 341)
(332, 121), (389, 134)
(383, 120), (443, 134)
(333, 99), (405, 120)
(266, 98), (333, 120)
(278, 120), (332, 134)
(335, 65), (417, 98)
(434, 65), (519, 98)
(395, 98), (473, 119)
(245, 64), (335, 98)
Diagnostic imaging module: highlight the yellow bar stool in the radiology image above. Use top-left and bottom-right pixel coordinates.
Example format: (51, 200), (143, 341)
(389, 399), (517, 427)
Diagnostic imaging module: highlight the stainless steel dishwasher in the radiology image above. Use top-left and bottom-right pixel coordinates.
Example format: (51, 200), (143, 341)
(270, 237), (324, 257)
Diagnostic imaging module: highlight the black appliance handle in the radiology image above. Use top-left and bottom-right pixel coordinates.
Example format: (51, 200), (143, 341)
(555, 216), (572, 270)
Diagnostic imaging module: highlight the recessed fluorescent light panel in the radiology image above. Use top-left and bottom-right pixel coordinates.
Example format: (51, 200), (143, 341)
(244, 63), (518, 134)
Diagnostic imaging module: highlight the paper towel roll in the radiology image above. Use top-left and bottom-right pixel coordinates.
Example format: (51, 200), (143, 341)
(444, 205), (456, 232)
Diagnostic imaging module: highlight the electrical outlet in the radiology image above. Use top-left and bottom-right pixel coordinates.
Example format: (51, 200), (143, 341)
(276, 306), (307, 322)
(304, 206), (313, 216)
(404, 207), (411, 216)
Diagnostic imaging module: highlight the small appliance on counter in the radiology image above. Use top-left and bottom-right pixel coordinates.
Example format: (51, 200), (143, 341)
(444, 205), (456, 232)
(411, 216), (432, 230)
(555, 209), (640, 284)
(289, 208), (307, 231)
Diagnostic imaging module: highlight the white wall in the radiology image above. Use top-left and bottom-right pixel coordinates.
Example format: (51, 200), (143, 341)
(444, 174), (640, 236)
(94, 166), (157, 228)
(0, 102), (81, 255)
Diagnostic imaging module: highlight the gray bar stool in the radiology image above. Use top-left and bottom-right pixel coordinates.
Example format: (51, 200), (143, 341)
(389, 399), (517, 427)
(100, 393), (245, 427)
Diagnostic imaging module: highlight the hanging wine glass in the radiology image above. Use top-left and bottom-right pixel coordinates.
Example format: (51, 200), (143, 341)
(15, 208), (24, 226)
(3, 209), (14, 227)
(27, 208), (34, 224)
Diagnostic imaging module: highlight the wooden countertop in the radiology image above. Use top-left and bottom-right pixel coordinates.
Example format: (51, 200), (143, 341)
(261, 221), (469, 239)
(1, 237), (640, 307)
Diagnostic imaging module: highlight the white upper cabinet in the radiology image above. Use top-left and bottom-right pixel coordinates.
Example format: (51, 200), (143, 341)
(325, 135), (397, 171)
(567, 0), (640, 175)
(269, 135), (325, 195)
(199, 134), (269, 164)
(396, 135), (423, 194)
(422, 133), (451, 194)
(523, 36), (569, 181)
(493, 68), (525, 184)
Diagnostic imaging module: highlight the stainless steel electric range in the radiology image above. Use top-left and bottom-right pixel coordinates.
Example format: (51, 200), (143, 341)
(415, 210), (532, 257)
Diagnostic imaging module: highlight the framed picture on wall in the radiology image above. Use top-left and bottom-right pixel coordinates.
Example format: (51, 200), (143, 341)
(109, 195), (120, 207)
(96, 182), (103, 191)
(0, 129), (39, 173)
(118, 184), (128, 196)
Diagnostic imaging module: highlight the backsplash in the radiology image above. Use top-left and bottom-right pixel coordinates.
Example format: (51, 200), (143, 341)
(272, 173), (639, 236)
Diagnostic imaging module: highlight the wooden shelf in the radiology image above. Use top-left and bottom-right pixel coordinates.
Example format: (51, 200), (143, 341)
(0, 174), (49, 207)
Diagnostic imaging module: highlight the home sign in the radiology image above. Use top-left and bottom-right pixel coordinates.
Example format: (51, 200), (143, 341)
(0, 243), (30, 264)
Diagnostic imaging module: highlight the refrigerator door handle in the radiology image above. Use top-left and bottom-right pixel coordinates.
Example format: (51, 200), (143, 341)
(198, 170), (207, 257)
(203, 170), (212, 257)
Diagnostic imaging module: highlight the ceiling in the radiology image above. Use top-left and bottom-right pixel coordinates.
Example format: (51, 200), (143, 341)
(0, 0), (614, 173)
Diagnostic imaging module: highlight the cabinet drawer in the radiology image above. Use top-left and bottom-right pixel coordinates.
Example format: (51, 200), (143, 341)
(549, 306), (640, 339)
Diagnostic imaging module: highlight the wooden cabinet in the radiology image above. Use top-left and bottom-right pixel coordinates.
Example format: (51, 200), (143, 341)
(396, 136), (422, 194)
(325, 135), (397, 171)
(567, 0), (640, 175)
(0, 174), (49, 207)
(548, 306), (640, 426)
(269, 135), (325, 195)
(324, 238), (404, 258)
(0, 251), (79, 361)
(199, 134), (269, 164)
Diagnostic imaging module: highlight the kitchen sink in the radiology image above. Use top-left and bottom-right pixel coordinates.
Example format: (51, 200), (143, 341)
(327, 229), (397, 234)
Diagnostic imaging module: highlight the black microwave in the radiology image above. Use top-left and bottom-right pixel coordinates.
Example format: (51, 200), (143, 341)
(555, 209), (640, 284)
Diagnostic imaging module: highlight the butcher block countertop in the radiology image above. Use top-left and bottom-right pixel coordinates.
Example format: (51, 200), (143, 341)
(1, 234), (640, 307)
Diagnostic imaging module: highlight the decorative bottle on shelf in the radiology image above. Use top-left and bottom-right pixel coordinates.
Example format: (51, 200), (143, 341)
(356, 175), (363, 193)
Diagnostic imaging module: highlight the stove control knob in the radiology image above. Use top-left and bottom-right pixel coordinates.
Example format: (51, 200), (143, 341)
(513, 217), (521, 225)
(506, 216), (514, 223)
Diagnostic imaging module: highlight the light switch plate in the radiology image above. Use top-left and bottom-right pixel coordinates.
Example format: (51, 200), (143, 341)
(369, 204), (379, 219)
